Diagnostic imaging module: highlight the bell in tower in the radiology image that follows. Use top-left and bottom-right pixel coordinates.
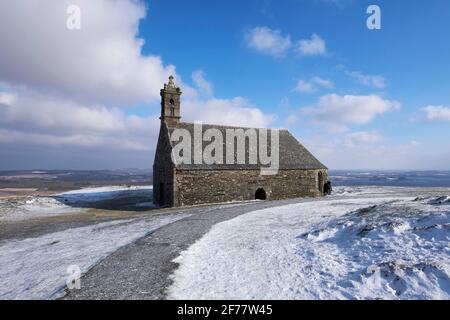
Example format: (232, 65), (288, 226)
(160, 75), (182, 126)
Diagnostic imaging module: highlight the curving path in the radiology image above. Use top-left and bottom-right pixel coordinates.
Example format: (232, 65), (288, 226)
(62, 198), (309, 300)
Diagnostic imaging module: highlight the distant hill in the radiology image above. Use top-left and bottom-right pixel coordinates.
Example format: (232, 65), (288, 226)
(0, 169), (152, 192)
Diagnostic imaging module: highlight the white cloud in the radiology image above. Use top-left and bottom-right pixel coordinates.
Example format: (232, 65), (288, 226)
(295, 77), (334, 93)
(192, 70), (213, 96)
(0, 129), (150, 151)
(0, 0), (175, 106)
(341, 67), (386, 88)
(296, 34), (326, 56)
(183, 97), (276, 128)
(0, 92), (17, 105)
(301, 94), (401, 126)
(245, 26), (292, 57)
(0, 83), (275, 167)
(0, 79), (275, 156)
(315, 140), (425, 170)
(344, 131), (382, 147)
(296, 80), (316, 93)
(301, 133), (428, 170)
(311, 77), (334, 89)
(421, 105), (450, 122)
(285, 114), (299, 126)
(348, 71), (386, 88)
(0, 89), (158, 151)
(0, 1), (277, 169)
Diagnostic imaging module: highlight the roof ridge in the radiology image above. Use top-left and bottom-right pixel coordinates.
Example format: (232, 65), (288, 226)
(169, 121), (289, 131)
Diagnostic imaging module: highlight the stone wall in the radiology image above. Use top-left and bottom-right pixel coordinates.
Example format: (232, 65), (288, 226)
(153, 122), (175, 206)
(172, 169), (328, 207)
(153, 120), (328, 208)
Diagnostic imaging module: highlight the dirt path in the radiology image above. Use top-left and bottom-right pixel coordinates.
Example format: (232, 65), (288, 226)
(62, 198), (306, 300)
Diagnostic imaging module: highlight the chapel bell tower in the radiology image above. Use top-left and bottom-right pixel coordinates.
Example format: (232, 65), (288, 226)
(160, 75), (182, 126)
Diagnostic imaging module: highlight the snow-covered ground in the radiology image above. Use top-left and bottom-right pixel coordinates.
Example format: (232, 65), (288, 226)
(168, 188), (450, 300)
(0, 184), (170, 299)
(0, 185), (154, 222)
(54, 185), (152, 203)
(2, 185), (449, 300)
(0, 213), (189, 299)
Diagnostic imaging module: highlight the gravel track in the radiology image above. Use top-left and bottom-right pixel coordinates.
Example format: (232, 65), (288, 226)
(62, 198), (306, 300)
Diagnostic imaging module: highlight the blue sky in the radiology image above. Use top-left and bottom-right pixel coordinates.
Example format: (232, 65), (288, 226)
(141, 0), (450, 169)
(0, 0), (449, 170)
(140, 0), (450, 106)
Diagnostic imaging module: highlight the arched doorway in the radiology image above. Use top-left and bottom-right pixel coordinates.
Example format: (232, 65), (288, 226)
(255, 188), (267, 200)
(318, 172), (324, 193)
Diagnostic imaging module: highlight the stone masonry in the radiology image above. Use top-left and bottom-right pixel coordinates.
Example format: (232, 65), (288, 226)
(153, 76), (328, 207)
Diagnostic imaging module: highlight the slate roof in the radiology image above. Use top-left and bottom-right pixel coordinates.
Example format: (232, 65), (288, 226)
(167, 122), (327, 170)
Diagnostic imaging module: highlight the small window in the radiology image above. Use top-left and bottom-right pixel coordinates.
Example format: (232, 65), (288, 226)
(170, 98), (175, 105)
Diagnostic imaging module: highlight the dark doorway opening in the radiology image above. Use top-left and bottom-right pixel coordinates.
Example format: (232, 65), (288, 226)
(159, 182), (165, 206)
(255, 188), (267, 200)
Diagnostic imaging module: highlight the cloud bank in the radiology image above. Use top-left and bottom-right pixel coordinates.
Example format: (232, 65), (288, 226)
(301, 94), (401, 127)
(0, 0), (175, 106)
(421, 105), (450, 122)
(0, 1), (274, 169)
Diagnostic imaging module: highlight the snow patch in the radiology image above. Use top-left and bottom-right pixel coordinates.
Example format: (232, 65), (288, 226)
(427, 196), (450, 205)
(168, 196), (450, 300)
(54, 185), (153, 204)
(0, 213), (189, 299)
(0, 185), (154, 222)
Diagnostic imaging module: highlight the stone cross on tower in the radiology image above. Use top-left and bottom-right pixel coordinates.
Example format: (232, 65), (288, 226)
(160, 75), (182, 126)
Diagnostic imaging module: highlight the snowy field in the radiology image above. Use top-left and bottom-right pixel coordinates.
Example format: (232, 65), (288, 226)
(0, 185), (154, 222)
(168, 187), (450, 300)
(0, 185), (182, 300)
(0, 213), (189, 299)
(1, 185), (449, 300)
